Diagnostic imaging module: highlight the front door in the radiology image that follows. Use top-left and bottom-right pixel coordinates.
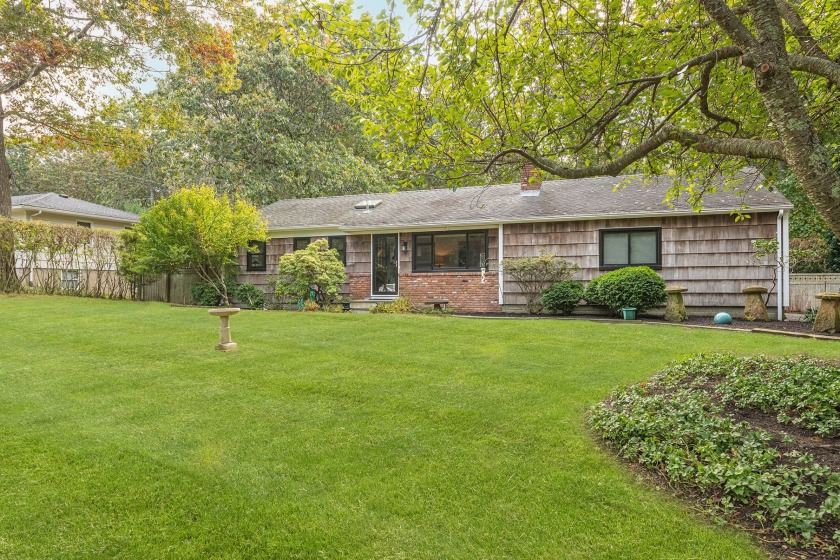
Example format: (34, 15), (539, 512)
(372, 234), (398, 296)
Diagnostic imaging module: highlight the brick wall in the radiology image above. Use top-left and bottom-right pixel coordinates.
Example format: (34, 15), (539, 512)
(349, 273), (371, 301)
(400, 271), (501, 313)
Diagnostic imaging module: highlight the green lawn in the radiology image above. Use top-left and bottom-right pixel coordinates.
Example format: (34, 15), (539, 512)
(2, 296), (840, 559)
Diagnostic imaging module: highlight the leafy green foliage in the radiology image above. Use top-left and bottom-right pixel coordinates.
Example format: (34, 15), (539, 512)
(584, 267), (666, 314)
(274, 238), (346, 305)
(769, 163), (840, 273)
(772, 171), (830, 241)
(503, 255), (579, 314)
(0, 217), (132, 297)
(0, 0), (248, 225)
(191, 281), (225, 307)
(127, 42), (389, 206)
(789, 237), (830, 273)
(8, 147), (152, 212)
(369, 295), (417, 314)
(122, 185), (266, 305)
(234, 282), (266, 310)
(300, 299), (322, 312)
(670, 354), (840, 437)
(286, 0), (840, 221)
(541, 281), (584, 315)
(591, 354), (840, 549)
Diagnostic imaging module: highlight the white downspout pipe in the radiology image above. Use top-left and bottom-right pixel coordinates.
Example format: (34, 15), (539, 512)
(498, 224), (504, 307)
(776, 210), (785, 321)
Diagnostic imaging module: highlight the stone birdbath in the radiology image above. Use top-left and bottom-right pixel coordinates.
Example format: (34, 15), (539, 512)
(664, 285), (689, 322)
(208, 307), (240, 351)
(813, 292), (840, 333)
(742, 285), (769, 322)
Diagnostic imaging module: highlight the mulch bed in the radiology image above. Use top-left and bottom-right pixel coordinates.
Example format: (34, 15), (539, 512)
(455, 312), (840, 339)
(648, 316), (840, 339)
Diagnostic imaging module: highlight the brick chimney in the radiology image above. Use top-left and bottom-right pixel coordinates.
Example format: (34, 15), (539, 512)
(520, 163), (542, 196)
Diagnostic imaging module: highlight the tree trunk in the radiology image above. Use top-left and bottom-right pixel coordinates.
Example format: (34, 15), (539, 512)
(745, 0), (840, 237)
(0, 97), (16, 291)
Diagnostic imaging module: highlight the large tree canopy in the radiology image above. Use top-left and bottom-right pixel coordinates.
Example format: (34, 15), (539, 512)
(289, 0), (840, 231)
(0, 0), (249, 218)
(139, 42), (389, 206)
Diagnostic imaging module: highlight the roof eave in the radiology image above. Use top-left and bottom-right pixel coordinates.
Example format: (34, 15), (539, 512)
(265, 204), (793, 235)
(13, 205), (140, 224)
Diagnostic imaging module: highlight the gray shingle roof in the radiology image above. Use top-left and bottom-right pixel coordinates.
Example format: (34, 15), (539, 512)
(12, 193), (139, 223)
(260, 170), (792, 232)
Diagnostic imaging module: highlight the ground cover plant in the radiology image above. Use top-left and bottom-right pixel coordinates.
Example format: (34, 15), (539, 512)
(4, 296), (840, 559)
(591, 354), (840, 557)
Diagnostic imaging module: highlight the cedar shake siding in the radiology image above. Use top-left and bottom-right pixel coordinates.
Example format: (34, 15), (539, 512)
(236, 212), (779, 314)
(501, 213), (779, 312)
(239, 169), (791, 314)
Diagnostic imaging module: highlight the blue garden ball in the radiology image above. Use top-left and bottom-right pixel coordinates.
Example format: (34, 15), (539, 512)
(714, 312), (733, 325)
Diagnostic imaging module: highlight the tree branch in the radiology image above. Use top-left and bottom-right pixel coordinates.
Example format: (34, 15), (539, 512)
(481, 124), (785, 179)
(699, 0), (759, 49)
(789, 54), (840, 87)
(699, 62), (742, 132)
(0, 19), (97, 96)
(775, 0), (831, 59)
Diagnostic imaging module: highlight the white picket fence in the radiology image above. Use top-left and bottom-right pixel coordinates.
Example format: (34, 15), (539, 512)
(789, 274), (840, 312)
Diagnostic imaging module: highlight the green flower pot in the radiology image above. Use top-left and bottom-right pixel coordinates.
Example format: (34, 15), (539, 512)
(621, 307), (637, 320)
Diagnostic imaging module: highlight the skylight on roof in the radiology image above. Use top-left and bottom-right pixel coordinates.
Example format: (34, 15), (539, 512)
(354, 199), (382, 210)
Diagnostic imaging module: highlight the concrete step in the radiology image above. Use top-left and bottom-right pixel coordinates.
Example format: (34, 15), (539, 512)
(350, 300), (379, 313)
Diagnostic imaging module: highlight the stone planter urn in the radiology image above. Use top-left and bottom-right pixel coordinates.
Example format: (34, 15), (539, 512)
(813, 292), (840, 333)
(208, 307), (240, 351)
(664, 285), (689, 322)
(742, 286), (769, 321)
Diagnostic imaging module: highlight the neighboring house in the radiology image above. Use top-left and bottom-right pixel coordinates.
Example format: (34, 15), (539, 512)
(238, 167), (792, 317)
(11, 192), (140, 230)
(10, 193), (139, 295)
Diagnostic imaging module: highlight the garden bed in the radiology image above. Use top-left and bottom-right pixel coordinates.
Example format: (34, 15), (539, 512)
(592, 354), (840, 559)
(455, 312), (839, 338)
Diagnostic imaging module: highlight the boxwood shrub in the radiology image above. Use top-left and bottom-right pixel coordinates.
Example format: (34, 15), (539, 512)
(541, 281), (584, 315)
(584, 266), (666, 314)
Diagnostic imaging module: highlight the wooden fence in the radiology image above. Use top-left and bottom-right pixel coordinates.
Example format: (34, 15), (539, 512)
(139, 272), (202, 305)
(789, 274), (840, 312)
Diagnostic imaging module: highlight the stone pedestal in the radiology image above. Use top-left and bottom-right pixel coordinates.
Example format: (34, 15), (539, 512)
(813, 292), (840, 333)
(742, 286), (769, 321)
(208, 308), (240, 351)
(664, 286), (689, 322)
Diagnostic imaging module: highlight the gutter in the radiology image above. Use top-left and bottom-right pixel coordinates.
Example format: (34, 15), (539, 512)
(13, 205), (139, 224)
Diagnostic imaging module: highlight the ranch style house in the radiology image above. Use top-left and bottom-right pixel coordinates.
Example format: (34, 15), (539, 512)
(237, 166), (793, 317)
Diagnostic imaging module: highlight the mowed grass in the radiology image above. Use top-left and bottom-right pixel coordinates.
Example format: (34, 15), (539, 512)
(3, 296), (840, 559)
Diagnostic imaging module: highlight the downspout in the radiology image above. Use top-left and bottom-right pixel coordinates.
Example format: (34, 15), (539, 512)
(776, 210), (785, 321)
(498, 224), (504, 307)
(781, 209), (790, 316)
